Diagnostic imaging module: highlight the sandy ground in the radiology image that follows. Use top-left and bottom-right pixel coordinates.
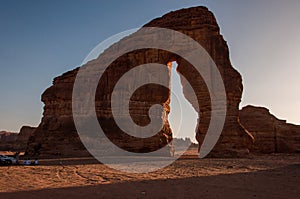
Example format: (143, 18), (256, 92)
(0, 150), (299, 199)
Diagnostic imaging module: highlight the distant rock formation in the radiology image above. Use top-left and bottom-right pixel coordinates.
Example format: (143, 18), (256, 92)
(16, 126), (36, 151)
(27, 6), (255, 157)
(0, 126), (36, 152)
(0, 131), (18, 151)
(0, 131), (18, 142)
(239, 105), (300, 153)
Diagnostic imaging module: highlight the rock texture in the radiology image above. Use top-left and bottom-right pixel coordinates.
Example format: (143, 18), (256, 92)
(0, 131), (18, 151)
(27, 6), (253, 157)
(26, 69), (88, 157)
(0, 126), (36, 152)
(144, 7), (254, 157)
(16, 126), (36, 151)
(239, 105), (300, 153)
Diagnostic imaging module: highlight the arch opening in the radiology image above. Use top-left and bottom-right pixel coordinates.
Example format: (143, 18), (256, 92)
(168, 61), (198, 155)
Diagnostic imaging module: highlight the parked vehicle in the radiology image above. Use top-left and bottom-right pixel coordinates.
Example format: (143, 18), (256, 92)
(0, 155), (17, 165)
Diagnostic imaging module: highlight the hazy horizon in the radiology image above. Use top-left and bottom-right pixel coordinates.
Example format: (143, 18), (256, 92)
(1, 0), (300, 133)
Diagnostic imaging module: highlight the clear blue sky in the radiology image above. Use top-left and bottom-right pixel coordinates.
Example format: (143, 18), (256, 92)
(0, 0), (299, 137)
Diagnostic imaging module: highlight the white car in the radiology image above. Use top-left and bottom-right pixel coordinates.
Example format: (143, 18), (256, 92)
(0, 155), (17, 165)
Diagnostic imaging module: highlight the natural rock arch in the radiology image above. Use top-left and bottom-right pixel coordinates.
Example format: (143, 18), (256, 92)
(27, 6), (253, 157)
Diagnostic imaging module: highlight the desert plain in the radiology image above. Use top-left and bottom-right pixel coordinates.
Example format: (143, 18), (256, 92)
(0, 148), (299, 199)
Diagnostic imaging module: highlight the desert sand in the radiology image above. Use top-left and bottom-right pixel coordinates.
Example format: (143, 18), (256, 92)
(0, 149), (299, 199)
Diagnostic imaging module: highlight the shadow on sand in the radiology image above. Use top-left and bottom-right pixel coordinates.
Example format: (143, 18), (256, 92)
(1, 164), (299, 199)
(13, 155), (199, 167)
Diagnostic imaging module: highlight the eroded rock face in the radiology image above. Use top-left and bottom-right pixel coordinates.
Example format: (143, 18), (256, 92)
(0, 126), (36, 152)
(27, 6), (253, 157)
(26, 69), (89, 157)
(144, 7), (254, 157)
(239, 105), (300, 153)
(16, 126), (36, 151)
(0, 131), (18, 151)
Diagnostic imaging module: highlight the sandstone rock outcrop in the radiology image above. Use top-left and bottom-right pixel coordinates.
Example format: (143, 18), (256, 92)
(0, 131), (18, 151)
(0, 126), (36, 152)
(26, 69), (88, 157)
(239, 105), (300, 153)
(16, 126), (36, 151)
(27, 6), (253, 157)
(144, 7), (254, 157)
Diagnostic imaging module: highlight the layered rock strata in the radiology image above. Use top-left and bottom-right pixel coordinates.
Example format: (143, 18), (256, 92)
(239, 105), (300, 153)
(27, 6), (253, 157)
